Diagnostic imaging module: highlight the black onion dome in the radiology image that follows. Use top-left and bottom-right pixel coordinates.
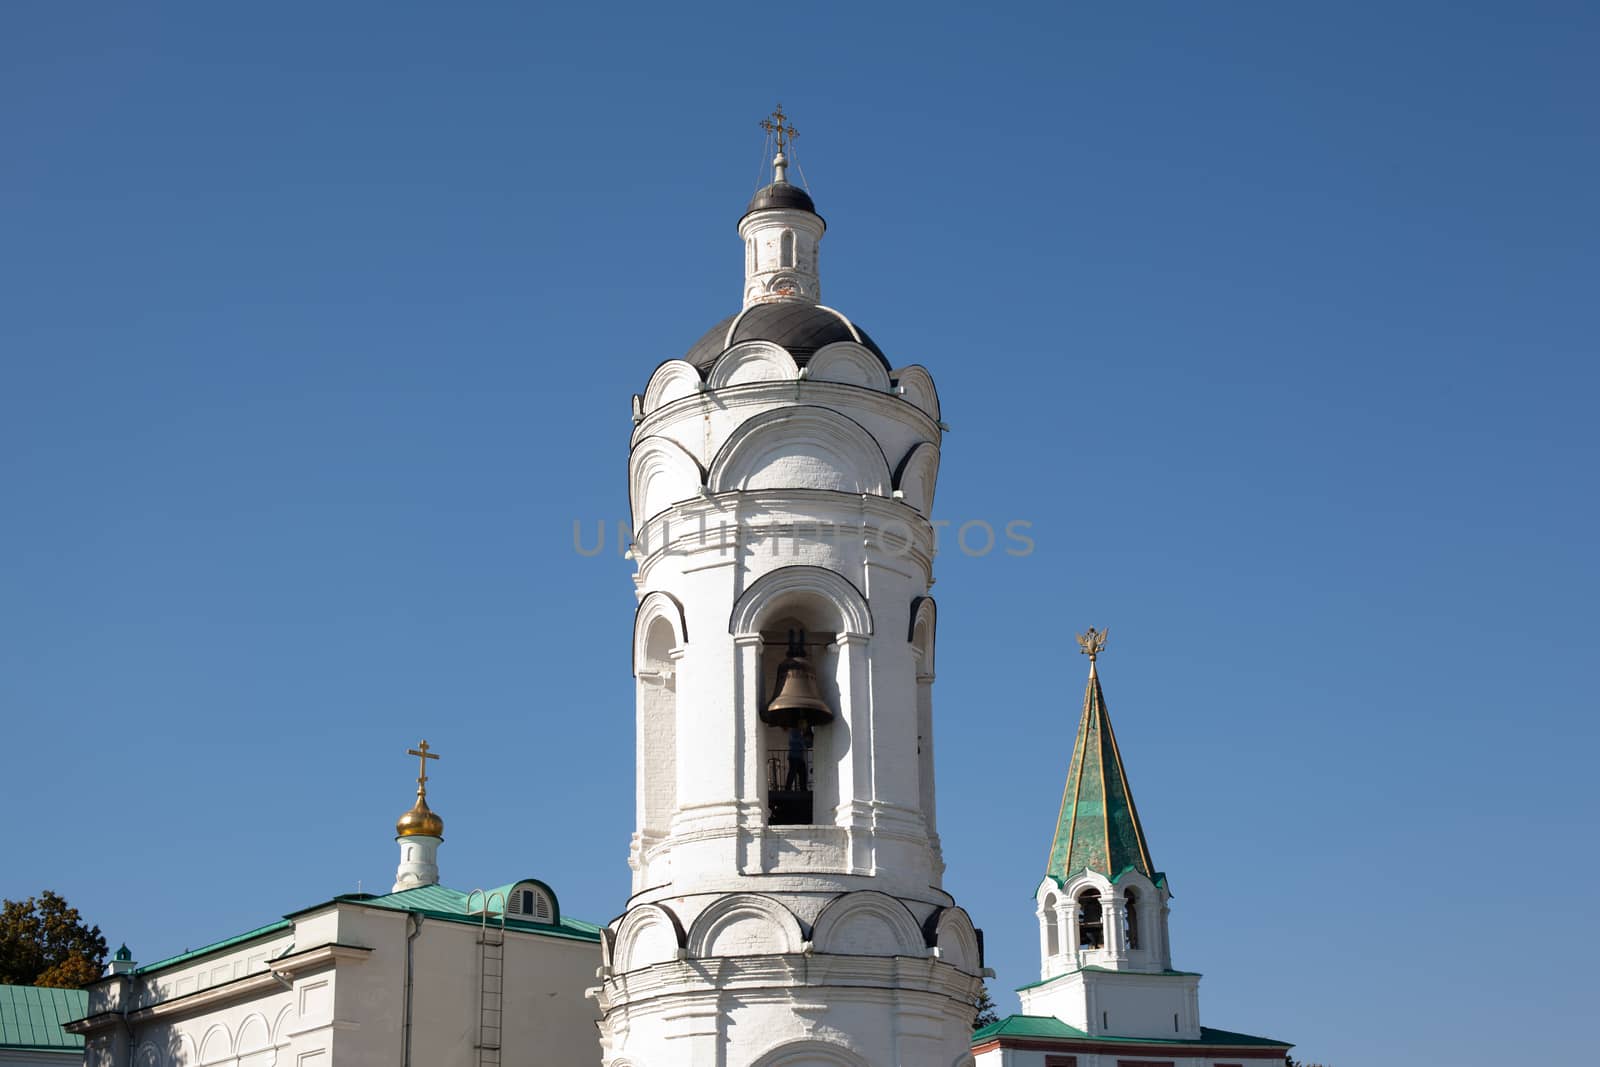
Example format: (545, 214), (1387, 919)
(744, 181), (818, 219)
(684, 303), (890, 372)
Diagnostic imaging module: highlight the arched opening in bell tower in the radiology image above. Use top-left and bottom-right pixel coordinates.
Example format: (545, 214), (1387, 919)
(638, 615), (679, 842)
(1124, 886), (1141, 950)
(730, 566), (872, 833)
(759, 615), (840, 826)
(1077, 887), (1104, 950)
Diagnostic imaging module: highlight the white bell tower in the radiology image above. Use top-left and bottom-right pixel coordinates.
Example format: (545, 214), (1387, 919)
(596, 109), (984, 1067)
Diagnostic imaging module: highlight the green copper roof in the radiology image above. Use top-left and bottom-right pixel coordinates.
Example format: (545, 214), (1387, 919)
(0, 984), (88, 1051)
(972, 1014), (1289, 1049)
(133, 920), (294, 976)
(1045, 660), (1157, 885)
(344, 884), (600, 942)
(130, 882), (601, 980)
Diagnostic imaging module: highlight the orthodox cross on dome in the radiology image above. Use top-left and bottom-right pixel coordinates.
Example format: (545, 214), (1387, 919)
(1076, 627), (1108, 663)
(760, 104), (797, 154)
(760, 104), (800, 184)
(407, 739), (440, 794)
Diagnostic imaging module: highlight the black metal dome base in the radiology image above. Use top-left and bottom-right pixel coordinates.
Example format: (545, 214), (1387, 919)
(683, 303), (890, 372)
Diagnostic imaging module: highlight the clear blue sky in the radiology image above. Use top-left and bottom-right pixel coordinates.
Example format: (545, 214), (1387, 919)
(3, 3), (1596, 1064)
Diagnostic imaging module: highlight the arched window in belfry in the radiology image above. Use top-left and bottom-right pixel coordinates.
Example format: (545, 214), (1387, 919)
(1077, 888), (1104, 949)
(1042, 893), (1060, 957)
(910, 600), (937, 837)
(639, 615), (679, 840)
(780, 230), (796, 268)
(730, 566), (871, 831)
(1124, 887), (1140, 950)
(762, 625), (836, 826)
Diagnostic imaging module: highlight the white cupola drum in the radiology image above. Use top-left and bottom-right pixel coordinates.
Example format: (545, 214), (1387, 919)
(392, 739), (444, 892)
(740, 104), (825, 307)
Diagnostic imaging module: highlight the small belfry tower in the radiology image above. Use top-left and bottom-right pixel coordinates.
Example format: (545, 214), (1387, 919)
(1027, 630), (1183, 1030)
(392, 739), (444, 892)
(972, 632), (1291, 1065)
(596, 109), (984, 1067)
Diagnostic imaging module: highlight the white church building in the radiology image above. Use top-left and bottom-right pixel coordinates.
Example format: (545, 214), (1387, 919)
(67, 747), (605, 1067)
(63, 110), (1290, 1067)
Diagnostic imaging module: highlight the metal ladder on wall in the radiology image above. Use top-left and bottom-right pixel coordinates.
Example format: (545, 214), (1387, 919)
(467, 890), (507, 1067)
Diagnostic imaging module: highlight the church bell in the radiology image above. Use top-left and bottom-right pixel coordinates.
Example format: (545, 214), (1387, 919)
(761, 630), (835, 728)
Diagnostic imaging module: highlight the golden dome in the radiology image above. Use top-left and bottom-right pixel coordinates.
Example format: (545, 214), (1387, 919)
(396, 792), (444, 838)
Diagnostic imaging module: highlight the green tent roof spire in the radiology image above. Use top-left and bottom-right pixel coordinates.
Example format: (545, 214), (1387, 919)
(1045, 629), (1157, 884)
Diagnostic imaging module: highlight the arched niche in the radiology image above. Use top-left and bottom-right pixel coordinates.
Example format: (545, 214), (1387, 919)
(630, 436), (704, 528)
(613, 903), (686, 973)
(893, 442), (940, 516)
(811, 891), (926, 958)
(729, 566), (873, 637)
(270, 1005), (295, 1045)
(198, 1023), (231, 1064)
(808, 341), (891, 391)
(910, 596), (938, 837)
(642, 359), (702, 413)
(686, 894), (804, 959)
(908, 596), (937, 675)
(890, 365), (941, 420)
(764, 272), (812, 301)
(927, 906), (982, 975)
(633, 592), (688, 676)
(708, 406), (892, 496)
(751, 1040), (873, 1067)
(707, 341), (800, 389)
(634, 593), (685, 842)
(235, 1013), (270, 1054)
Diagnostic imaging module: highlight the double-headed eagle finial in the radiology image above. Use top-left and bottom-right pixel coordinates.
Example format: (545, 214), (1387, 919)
(1076, 627), (1108, 662)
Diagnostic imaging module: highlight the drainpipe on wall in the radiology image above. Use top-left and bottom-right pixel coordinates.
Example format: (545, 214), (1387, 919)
(402, 913), (423, 1067)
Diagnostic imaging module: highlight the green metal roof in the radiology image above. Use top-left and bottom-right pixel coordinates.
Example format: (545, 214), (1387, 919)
(0, 984), (88, 1051)
(1045, 660), (1157, 886)
(972, 1014), (1290, 1049)
(340, 884), (600, 942)
(130, 882), (600, 982)
(133, 920), (294, 976)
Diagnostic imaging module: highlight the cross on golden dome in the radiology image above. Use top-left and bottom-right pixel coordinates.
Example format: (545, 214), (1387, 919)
(407, 739), (440, 793)
(396, 739), (444, 839)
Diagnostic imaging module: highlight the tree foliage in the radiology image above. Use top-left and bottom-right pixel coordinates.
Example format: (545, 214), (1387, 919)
(0, 891), (108, 988)
(972, 981), (1000, 1030)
